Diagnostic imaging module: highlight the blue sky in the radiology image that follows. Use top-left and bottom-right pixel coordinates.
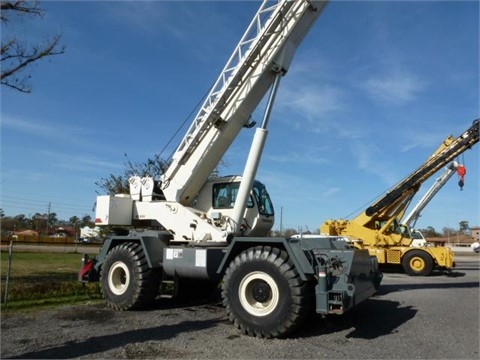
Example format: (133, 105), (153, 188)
(1, 0), (479, 233)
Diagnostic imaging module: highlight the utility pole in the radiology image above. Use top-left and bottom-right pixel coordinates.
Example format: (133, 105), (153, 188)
(280, 206), (283, 236)
(45, 202), (51, 236)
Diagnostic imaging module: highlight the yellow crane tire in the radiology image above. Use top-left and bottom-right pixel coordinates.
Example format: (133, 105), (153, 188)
(402, 249), (434, 276)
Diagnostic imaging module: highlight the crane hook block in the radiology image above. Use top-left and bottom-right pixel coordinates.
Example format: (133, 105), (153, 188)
(457, 165), (466, 190)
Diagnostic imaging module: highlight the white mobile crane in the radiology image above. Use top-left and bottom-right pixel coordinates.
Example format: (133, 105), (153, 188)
(321, 119), (479, 276)
(403, 161), (463, 247)
(80, 0), (382, 338)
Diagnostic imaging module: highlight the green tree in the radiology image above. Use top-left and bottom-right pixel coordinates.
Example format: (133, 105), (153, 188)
(442, 227), (457, 237)
(48, 212), (57, 227)
(283, 228), (298, 238)
(69, 215), (80, 239)
(1, 0), (65, 92)
(419, 226), (439, 237)
(96, 153), (169, 195)
(13, 213), (30, 230)
(32, 212), (45, 231)
(1, 216), (15, 232)
(459, 220), (469, 234)
(81, 214), (94, 228)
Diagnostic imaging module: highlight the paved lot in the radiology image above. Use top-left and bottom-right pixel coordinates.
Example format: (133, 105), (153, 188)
(1, 253), (479, 359)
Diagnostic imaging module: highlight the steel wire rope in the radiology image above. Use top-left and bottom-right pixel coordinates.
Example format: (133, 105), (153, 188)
(154, 82), (215, 168)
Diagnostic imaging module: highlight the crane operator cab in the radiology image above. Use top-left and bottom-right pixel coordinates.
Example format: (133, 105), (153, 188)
(194, 175), (275, 237)
(374, 219), (410, 237)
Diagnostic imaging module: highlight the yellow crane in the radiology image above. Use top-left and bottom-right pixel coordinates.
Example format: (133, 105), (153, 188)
(321, 119), (479, 276)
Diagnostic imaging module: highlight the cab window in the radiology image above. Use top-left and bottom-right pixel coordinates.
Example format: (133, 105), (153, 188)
(212, 182), (253, 209)
(252, 181), (274, 216)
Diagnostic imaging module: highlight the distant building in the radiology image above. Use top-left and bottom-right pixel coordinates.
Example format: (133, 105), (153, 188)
(471, 227), (480, 242)
(426, 233), (476, 245)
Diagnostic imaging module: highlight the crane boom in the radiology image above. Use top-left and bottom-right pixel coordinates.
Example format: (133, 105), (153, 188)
(96, 0), (330, 243)
(321, 119), (479, 276)
(402, 162), (459, 229)
(161, 0), (328, 204)
(365, 119), (479, 217)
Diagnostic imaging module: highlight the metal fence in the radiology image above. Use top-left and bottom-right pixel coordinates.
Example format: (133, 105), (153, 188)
(1, 241), (101, 308)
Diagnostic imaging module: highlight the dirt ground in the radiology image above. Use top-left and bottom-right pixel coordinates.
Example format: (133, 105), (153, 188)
(1, 254), (479, 359)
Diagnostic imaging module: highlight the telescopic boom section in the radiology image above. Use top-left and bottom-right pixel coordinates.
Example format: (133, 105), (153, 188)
(365, 119), (479, 218)
(160, 0), (329, 204)
(402, 162), (459, 229)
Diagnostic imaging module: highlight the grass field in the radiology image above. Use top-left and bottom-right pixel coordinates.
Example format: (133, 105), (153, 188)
(1, 251), (102, 311)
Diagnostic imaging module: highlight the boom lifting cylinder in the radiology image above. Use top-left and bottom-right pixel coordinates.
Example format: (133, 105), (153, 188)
(231, 73), (282, 233)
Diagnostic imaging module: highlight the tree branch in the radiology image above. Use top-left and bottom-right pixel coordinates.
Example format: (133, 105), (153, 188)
(0, 35), (64, 81)
(0, 1), (64, 93)
(0, 1), (43, 20)
(0, 79), (31, 92)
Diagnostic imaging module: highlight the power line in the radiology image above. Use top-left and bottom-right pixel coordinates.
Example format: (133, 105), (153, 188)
(1, 195), (93, 212)
(0, 195), (95, 220)
(2, 191), (97, 206)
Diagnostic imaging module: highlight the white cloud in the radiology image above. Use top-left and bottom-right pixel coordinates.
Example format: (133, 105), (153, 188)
(2, 115), (59, 137)
(1, 169), (51, 183)
(41, 151), (123, 172)
(352, 140), (398, 186)
(363, 71), (426, 105)
(400, 131), (443, 153)
(2, 114), (92, 140)
(259, 169), (320, 206)
(283, 84), (343, 119)
(274, 50), (345, 122)
(103, 1), (169, 33)
(275, 83), (345, 137)
(267, 148), (329, 166)
(323, 187), (341, 197)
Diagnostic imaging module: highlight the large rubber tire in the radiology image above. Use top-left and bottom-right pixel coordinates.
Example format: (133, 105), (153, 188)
(100, 242), (160, 310)
(221, 246), (312, 338)
(402, 249), (434, 276)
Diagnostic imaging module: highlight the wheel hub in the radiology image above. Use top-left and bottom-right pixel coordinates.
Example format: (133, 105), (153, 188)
(109, 261), (130, 295)
(251, 281), (271, 302)
(410, 257), (425, 271)
(238, 271), (279, 317)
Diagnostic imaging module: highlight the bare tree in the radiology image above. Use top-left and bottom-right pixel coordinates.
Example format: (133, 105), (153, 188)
(1, 0), (64, 93)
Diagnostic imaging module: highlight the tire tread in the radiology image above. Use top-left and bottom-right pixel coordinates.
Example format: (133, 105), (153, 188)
(222, 246), (311, 338)
(100, 242), (160, 310)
